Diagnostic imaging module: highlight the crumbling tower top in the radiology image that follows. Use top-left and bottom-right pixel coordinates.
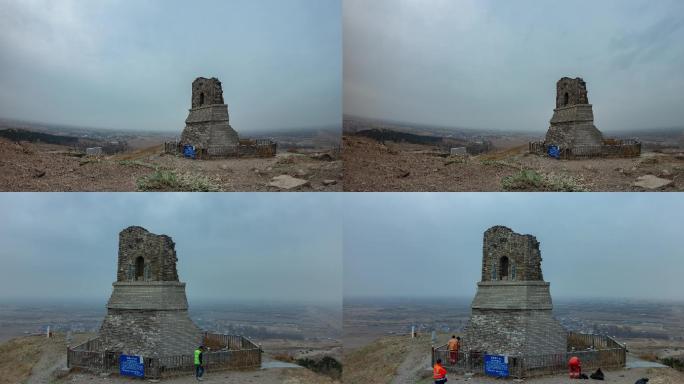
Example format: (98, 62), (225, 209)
(191, 77), (224, 108)
(481, 225), (543, 282)
(116, 226), (179, 282)
(556, 77), (589, 108)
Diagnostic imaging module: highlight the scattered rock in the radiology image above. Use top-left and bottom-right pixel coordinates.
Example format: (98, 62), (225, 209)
(322, 179), (337, 186)
(296, 168), (309, 178)
(33, 169), (46, 178)
(309, 153), (334, 161)
(633, 175), (673, 190)
(398, 170), (410, 178)
(659, 169), (672, 177)
(219, 164), (231, 171)
(675, 153), (684, 160)
(268, 175), (309, 190)
(639, 157), (659, 165)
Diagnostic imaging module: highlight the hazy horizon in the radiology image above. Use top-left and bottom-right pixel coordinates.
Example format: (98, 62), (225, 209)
(0, 0), (341, 134)
(344, 193), (684, 302)
(0, 193), (342, 305)
(344, 0), (684, 133)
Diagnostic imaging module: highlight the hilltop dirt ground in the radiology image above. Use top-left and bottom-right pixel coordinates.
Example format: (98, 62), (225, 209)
(343, 136), (684, 191)
(0, 138), (342, 191)
(0, 334), (338, 384)
(343, 334), (684, 384)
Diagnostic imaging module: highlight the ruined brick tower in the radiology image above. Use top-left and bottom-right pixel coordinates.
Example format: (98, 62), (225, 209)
(180, 77), (239, 149)
(462, 226), (567, 356)
(545, 77), (603, 149)
(98, 226), (202, 357)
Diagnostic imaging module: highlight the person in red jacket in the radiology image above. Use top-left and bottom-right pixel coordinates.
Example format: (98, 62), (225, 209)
(568, 356), (581, 379)
(433, 358), (448, 383)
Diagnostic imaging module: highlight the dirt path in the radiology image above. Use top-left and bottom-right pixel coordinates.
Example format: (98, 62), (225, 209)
(390, 338), (432, 384)
(26, 340), (67, 384)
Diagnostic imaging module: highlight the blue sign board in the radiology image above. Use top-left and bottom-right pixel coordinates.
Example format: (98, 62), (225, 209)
(119, 354), (144, 378)
(547, 145), (560, 159)
(484, 354), (509, 377)
(183, 144), (196, 159)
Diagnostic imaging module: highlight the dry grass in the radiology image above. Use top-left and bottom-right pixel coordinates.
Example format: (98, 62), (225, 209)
(342, 335), (410, 384)
(477, 144), (528, 161)
(0, 335), (59, 384)
(273, 352), (296, 363)
(111, 144), (164, 161)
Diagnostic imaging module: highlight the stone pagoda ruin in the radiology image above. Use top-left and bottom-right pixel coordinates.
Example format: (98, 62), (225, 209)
(67, 226), (262, 378)
(529, 77), (640, 158)
(462, 226), (567, 356)
(180, 77), (240, 150)
(545, 77), (603, 149)
(165, 76), (276, 159)
(98, 226), (202, 357)
(433, 226), (627, 378)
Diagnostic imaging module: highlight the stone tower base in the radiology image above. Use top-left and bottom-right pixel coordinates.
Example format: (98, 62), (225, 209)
(181, 104), (239, 149)
(463, 281), (567, 356)
(98, 282), (202, 357)
(545, 104), (603, 148)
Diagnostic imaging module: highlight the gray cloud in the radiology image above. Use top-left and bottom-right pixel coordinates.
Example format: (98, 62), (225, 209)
(0, 193), (342, 305)
(343, 193), (684, 302)
(0, 0), (341, 133)
(344, 0), (684, 133)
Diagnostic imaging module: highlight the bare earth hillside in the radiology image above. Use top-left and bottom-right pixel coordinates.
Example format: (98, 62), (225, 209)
(0, 334), (339, 384)
(344, 334), (684, 384)
(0, 138), (342, 191)
(343, 136), (684, 191)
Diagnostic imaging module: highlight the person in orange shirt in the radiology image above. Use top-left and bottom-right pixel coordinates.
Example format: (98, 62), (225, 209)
(447, 335), (460, 364)
(433, 358), (448, 383)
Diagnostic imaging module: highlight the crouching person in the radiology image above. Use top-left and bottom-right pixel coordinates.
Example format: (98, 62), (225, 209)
(433, 358), (448, 383)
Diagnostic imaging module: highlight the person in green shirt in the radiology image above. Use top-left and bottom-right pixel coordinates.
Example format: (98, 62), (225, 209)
(194, 345), (206, 380)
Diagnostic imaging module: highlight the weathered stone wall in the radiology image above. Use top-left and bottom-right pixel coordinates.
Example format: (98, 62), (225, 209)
(481, 226), (542, 282)
(99, 309), (202, 357)
(116, 226), (178, 282)
(556, 77), (589, 108)
(463, 309), (567, 356)
(191, 77), (224, 108)
(107, 282), (189, 310)
(471, 281), (553, 310)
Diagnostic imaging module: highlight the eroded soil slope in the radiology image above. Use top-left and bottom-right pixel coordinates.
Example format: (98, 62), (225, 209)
(343, 136), (684, 192)
(0, 138), (342, 191)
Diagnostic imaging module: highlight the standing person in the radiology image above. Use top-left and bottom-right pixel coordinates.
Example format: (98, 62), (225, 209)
(194, 345), (205, 381)
(433, 358), (448, 384)
(447, 335), (460, 364)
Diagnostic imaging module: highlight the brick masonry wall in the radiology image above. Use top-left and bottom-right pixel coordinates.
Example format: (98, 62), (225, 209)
(116, 226), (178, 282)
(481, 226), (543, 282)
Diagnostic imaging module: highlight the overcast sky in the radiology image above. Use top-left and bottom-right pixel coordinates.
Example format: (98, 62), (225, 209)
(0, 0), (341, 133)
(344, 0), (684, 133)
(344, 193), (684, 302)
(0, 193), (342, 305)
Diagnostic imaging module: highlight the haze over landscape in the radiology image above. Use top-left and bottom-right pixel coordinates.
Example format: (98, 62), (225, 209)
(0, 0), (341, 133)
(344, 0), (684, 133)
(344, 192), (684, 301)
